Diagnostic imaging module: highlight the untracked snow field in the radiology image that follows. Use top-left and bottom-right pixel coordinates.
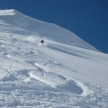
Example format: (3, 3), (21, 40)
(0, 32), (108, 108)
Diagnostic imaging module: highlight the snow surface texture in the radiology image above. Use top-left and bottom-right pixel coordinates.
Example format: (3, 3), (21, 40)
(0, 9), (108, 107)
(0, 9), (15, 16)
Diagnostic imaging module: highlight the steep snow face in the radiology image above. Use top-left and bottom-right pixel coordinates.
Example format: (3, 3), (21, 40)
(0, 9), (98, 51)
(0, 9), (108, 107)
(0, 18), (30, 35)
(0, 9), (15, 16)
(0, 32), (108, 107)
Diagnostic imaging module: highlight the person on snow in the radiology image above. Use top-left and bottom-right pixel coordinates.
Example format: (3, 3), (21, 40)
(40, 40), (44, 44)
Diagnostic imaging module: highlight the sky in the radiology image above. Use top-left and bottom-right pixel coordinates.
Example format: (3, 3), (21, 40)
(0, 0), (108, 53)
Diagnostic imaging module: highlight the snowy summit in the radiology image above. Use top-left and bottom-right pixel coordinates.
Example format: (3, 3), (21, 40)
(0, 9), (15, 16)
(0, 9), (108, 107)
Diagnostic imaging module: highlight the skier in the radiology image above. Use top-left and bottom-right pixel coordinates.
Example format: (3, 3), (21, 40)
(40, 40), (44, 44)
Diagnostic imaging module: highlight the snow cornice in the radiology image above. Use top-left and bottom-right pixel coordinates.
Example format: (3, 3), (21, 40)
(0, 9), (16, 16)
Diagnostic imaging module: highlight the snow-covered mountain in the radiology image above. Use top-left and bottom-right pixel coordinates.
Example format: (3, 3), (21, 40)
(0, 9), (98, 51)
(0, 9), (108, 107)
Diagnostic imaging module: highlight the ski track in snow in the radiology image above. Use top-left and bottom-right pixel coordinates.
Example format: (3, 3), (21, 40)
(0, 32), (108, 107)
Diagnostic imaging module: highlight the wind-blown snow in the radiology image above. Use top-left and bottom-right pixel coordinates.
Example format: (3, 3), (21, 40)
(0, 9), (15, 16)
(0, 9), (108, 107)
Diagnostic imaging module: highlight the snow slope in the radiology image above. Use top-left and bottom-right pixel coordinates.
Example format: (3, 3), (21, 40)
(0, 9), (98, 51)
(0, 9), (108, 107)
(0, 9), (15, 16)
